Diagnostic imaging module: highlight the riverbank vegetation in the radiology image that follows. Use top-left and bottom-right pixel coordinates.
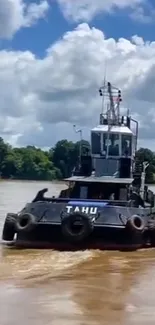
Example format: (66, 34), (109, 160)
(0, 137), (154, 183)
(0, 137), (89, 181)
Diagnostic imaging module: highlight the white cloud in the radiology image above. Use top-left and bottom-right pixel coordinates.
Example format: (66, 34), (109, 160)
(57, 0), (144, 22)
(130, 3), (155, 23)
(23, 1), (49, 27)
(0, 23), (155, 149)
(0, 0), (49, 39)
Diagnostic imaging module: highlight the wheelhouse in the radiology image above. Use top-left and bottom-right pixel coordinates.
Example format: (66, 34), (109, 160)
(91, 124), (133, 158)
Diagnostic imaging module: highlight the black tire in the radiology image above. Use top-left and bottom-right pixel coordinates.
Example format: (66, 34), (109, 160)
(61, 212), (94, 243)
(2, 213), (17, 241)
(126, 214), (145, 233)
(16, 213), (36, 233)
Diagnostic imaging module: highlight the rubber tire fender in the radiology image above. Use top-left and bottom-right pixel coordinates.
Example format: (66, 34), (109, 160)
(61, 212), (94, 243)
(2, 213), (17, 241)
(126, 214), (145, 233)
(16, 213), (36, 233)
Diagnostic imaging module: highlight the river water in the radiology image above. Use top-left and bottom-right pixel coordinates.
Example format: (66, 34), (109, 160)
(0, 180), (155, 325)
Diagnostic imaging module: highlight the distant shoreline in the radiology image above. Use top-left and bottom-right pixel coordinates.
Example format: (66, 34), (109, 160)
(0, 178), (65, 183)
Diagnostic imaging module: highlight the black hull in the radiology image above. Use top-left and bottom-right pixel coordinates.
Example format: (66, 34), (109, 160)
(3, 223), (151, 252)
(13, 241), (149, 251)
(2, 196), (155, 252)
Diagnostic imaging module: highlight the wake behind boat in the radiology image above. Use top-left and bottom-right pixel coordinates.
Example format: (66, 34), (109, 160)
(2, 81), (155, 250)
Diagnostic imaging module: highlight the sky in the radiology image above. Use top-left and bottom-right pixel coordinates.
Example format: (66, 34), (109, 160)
(0, 0), (155, 149)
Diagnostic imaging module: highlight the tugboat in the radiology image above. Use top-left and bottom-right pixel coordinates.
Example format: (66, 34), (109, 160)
(2, 81), (155, 250)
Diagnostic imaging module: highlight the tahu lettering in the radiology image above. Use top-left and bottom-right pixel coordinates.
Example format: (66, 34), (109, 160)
(66, 206), (97, 215)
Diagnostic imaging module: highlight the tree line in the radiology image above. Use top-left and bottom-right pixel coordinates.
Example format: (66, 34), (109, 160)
(0, 137), (154, 183)
(0, 137), (89, 181)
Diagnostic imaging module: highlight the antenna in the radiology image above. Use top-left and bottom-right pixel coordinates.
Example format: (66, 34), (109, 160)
(73, 125), (82, 139)
(102, 64), (107, 115)
(73, 125), (83, 165)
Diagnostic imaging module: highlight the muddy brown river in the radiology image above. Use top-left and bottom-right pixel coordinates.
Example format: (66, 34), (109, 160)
(0, 180), (155, 325)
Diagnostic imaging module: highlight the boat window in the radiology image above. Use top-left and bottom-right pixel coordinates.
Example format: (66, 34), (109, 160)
(119, 187), (128, 200)
(103, 133), (119, 156)
(91, 132), (101, 154)
(87, 183), (118, 200)
(80, 186), (88, 199)
(88, 183), (105, 199)
(70, 183), (80, 198)
(121, 134), (132, 156)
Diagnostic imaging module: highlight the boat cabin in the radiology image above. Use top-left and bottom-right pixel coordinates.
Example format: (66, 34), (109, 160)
(61, 176), (133, 203)
(91, 123), (133, 158)
(91, 115), (138, 178)
(58, 176), (154, 208)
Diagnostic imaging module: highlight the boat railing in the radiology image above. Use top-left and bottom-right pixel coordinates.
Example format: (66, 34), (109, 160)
(99, 113), (130, 126)
(99, 114), (138, 137)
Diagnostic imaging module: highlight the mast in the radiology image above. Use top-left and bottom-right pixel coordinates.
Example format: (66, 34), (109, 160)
(99, 81), (122, 125)
(98, 80), (122, 158)
(107, 82), (117, 123)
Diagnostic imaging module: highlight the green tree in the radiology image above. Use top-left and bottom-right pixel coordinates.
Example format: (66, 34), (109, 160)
(52, 139), (90, 178)
(52, 140), (77, 178)
(1, 152), (23, 178)
(0, 137), (10, 174)
(135, 148), (155, 183)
